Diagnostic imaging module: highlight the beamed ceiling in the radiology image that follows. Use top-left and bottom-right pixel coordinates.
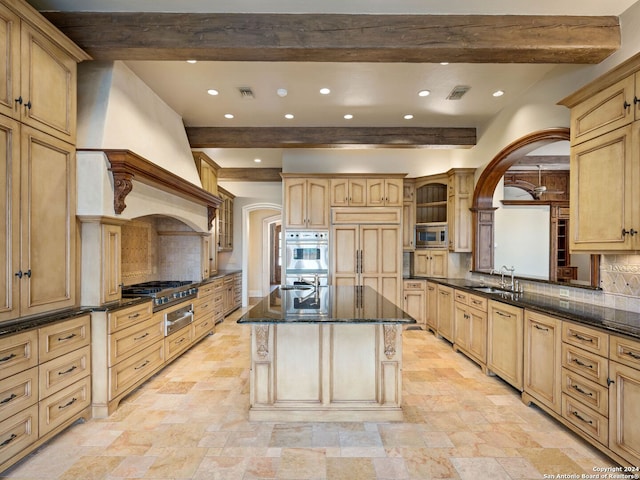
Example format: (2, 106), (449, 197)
(40, 10), (621, 151)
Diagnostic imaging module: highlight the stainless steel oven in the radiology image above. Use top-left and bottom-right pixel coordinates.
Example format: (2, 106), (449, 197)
(284, 231), (329, 282)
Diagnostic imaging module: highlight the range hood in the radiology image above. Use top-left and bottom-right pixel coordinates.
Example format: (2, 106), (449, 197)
(75, 61), (214, 232)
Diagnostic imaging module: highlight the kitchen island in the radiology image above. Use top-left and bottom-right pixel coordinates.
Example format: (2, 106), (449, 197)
(237, 285), (415, 421)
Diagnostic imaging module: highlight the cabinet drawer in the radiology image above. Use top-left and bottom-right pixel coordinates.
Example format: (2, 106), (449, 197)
(610, 335), (640, 369)
(454, 290), (468, 305)
(561, 367), (608, 417)
(108, 302), (153, 333)
(403, 281), (425, 291)
(197, 282), (216, 297)
(108, 316), (164, 366)
(165, 326), (193, 361)
(38, 315), (90, 363)
(0, 404), (38, 467)
(0, 331), (38, 381)
(562, 393), (608, 445)
(39, 345), (91, 400)
(468, 294), (487, 312)
(194, 296), (215, 318)
(562, 322), (608, 357)
(193, 315), (214, 340)
(39, 376), (91, 437)
(562, 343), (609, 386)
(0, 367), (38, 424)
(109, 342), (164, 401)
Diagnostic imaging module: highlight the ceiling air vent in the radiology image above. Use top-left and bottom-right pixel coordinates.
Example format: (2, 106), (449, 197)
(446, 85), (471, 100)
(238, 87), (255, 98)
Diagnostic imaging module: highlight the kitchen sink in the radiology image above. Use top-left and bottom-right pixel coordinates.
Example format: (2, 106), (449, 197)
(471, 286), (509, 294)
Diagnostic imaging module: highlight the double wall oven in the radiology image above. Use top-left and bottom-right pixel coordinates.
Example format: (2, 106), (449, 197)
(284, 231), (329, 287)
(121, 281), (198, 336)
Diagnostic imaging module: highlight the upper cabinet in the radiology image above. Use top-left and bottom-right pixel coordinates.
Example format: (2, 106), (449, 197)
(0, 2), (89, 144)
(329, 177), (403, 207)
(330, 178), (366, 207)
(192, 151), (219, 196)
(366, 178), (403, 207)
(217, 187), (235, 251)
(559, 53), (640, 253)
(283, 177), (330, 229)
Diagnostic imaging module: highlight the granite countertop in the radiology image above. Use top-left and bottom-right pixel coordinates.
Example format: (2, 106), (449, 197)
(238, 285), (416, 324)
(419, 277), (640, 340)
(0, 307), (93, 337)
(200, 270), (242, 284)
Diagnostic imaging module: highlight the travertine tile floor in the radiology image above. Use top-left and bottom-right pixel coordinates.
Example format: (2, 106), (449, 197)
(1, 308), (619, 480)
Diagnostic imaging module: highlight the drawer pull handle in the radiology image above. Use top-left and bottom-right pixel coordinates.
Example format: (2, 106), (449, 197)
(534, 324), (549, 332)
(128, 313), (140, 319)
(572, 358), (594, 369)
(0, 434), (17, 448)
(572, 384), (593, 397)
(58, 365), (77, 375)
(571, 410), (593, 425)
(58, 397), (77, 409)
(625, 350), (640, 360)
(0, 393), (17, 405)
(58, 333), (77, 341)
(134, 333), (150, 341)
(134, 360), (150, 370)
(176, 338), (186, 345)
(571, 333), (593, 343)
(495, 311), (512, 318)
(0, 353), (17, 363)
(471, 300), (482, 305)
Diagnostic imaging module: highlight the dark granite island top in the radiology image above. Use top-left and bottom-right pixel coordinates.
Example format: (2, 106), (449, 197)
(238, 285), (416, 324)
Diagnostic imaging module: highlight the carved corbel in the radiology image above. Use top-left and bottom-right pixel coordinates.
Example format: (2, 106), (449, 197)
(207, 205), (217, 231)
(113, 172), (134, 214)
(383, 325), (397, 359)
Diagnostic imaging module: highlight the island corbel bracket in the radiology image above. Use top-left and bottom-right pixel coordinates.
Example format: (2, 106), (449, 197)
(101, 149), (223, 228)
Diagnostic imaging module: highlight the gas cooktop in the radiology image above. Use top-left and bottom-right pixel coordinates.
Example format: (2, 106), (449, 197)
(121, 280), (198, 310)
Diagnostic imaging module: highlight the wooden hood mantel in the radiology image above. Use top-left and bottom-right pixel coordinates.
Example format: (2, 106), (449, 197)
(97, 149), (222, 229)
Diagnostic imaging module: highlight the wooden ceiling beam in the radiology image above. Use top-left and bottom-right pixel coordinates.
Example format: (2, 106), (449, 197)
(185, 126), (476, 148)
(41, 13), (619, 63)
(218, 168), (283, 182)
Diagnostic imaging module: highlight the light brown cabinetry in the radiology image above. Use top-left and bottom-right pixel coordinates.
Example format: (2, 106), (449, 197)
(402, 179), (415, 251)
(192, 151), (219, 196)
(447, 169), (474, 252)
(561, 322), (610, 446)
(523, 311), (562, 414)
(217, 187), (235, 251)
(284, 177), (329, 229)
(0, 1), (87, 143)
(0, 121), (77, 322)
(435, 284), (454, 342)
(413, 249), (448, 278)
(453, 289), (488, 369)
(425, 282), (438, 333)
(366, 178), (403, 207)
(223, 272), (242, 315)
(560, 55), (640, 253)
(608, 335), (640, 466)
(487, 300), (524, 391)
(332, 221), (402, 306)
(330, 178), (367, 207)
(0, 315), (91, 473)
(403, 280), (426, 326)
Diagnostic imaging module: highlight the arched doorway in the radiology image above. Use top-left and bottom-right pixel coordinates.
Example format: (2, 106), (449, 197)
(472, 128), (569, 272)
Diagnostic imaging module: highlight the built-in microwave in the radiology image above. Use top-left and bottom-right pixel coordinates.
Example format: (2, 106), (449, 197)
(415, 223), (448, 248)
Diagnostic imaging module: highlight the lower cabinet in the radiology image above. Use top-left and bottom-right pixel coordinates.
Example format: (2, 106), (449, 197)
(425, 282), (438, 333)
(0, 315), (91, 473)
(487, 300), (524, 391)
(435, 284), (454, 342)
(403, 280), (426, 327)
(453, 289), (488, 369)
(413, 249), (448, 278)
(523, 310), (562, 414)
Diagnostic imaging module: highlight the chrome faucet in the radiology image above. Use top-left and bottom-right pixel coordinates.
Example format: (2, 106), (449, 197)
(499, 265), (516, 290)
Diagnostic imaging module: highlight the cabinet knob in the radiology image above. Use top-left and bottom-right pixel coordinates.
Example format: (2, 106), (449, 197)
(25, 100), (32, 110)
(624, 100), (631, 111)
(14, 96), (22, 106)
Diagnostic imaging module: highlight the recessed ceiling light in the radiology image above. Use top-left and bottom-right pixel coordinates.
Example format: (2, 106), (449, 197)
(277, 88), (288, 97)
(224, 113), (234, 119)
(320, 88), (331, 95)
(254, 158), (262, 163)
(418, 90), (430, 97)
(440, 62), (449, 66)
(493, 90), (505, 97)
(186, 59), (197, 64)
(285, 113), (294, 119)
(344, 114), (353, 120)
(404, 114), (414, 120)
(207, 89), (219, 96)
